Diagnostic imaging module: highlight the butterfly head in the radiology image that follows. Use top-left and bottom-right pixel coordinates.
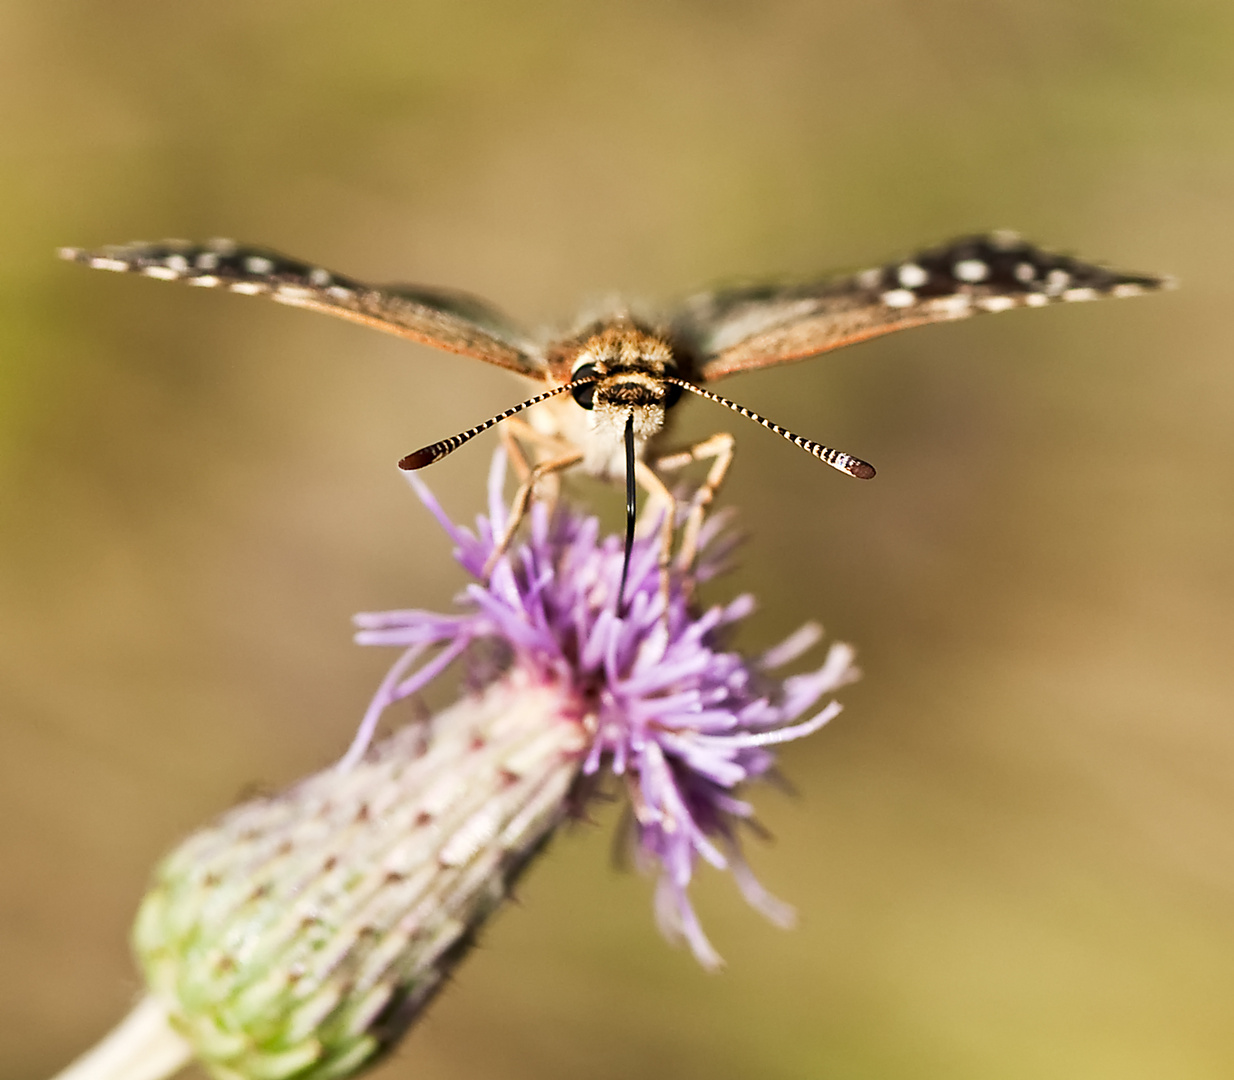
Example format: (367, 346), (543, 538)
(567, 323), (684, 456)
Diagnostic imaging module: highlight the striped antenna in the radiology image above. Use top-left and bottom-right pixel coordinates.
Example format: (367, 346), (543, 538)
(398, 377), (596, 470)
(664, 376), (876, 480)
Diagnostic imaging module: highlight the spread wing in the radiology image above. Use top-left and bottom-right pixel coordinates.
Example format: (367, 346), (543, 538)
(59, 239), (545, 379)
(673, 233), (1172, 383)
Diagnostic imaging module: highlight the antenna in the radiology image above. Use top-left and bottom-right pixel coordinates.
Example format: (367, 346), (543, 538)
(398, 377), (597, 470)
(663, 377), (876, 480)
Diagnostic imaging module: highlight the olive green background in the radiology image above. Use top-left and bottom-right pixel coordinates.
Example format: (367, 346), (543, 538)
(3, 2), (1232, 1078)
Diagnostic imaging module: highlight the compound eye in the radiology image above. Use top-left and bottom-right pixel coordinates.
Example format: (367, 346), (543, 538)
(570, 362), (597, 409)
(662, 363), (683, 409)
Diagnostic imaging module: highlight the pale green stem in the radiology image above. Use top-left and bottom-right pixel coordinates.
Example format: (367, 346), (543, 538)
(50, 995), (191, 1080)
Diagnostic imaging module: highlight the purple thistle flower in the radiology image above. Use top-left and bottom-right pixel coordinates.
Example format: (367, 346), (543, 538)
(52, 452), (858, 1080)
(349, 451), (858, 969)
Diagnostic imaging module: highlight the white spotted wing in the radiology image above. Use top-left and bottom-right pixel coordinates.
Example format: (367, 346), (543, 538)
(58, 239), (545, 379)
(673, 233), (1171, 383)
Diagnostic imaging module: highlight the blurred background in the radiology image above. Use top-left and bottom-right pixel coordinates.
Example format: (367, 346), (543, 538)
(3, 2), (1232, 1077)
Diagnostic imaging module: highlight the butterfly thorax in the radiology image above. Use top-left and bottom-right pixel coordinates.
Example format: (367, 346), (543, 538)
(537, 320), (687, 479)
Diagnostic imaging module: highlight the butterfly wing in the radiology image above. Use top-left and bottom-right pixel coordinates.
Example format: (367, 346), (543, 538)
(675, 233), (1171, 383)
(59, 240), (545, 379)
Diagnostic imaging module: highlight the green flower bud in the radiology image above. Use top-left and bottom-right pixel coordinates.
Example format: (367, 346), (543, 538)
(132, 673), (585, 1080)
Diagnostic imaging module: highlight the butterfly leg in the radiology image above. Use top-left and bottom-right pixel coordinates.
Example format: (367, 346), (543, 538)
(502, 416), (577, 495)
(500, 421), (535, 483)
(653, 432), (736, 572)
(484, 447), (584, 578)
(633, 459), (679, 610)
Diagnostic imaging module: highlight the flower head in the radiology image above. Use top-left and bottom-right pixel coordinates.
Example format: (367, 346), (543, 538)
(351, 451), (858, 968)
(72, 453), (858, 1080)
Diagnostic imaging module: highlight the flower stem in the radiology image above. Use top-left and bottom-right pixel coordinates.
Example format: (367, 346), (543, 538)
(50, 995), (191, 1080)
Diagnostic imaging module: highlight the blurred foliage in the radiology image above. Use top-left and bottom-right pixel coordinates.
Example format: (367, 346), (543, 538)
(3, 2), (1233, 1078)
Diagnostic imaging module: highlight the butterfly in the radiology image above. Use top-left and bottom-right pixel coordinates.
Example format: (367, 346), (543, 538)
(60, 232), (1170, 603)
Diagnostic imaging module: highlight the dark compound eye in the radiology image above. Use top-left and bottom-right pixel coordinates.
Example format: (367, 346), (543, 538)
(570, 363), (597, 409)
(661, 361), (683, 409)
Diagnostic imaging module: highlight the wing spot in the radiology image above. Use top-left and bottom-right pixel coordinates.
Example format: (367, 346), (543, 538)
(195, 252), (220, 271)
(309, 267), (332, 286)
(929, 294), (972, 317)
(275, 284), (314, 301)
(207, 238), (238, 255)
(954, 259), (989, 283)
(142, 265), (182, 281)
(1023, 292), (1050, 307)
(897, 263), (928, 288)
(856, 267), (882, 289)
(327, 285), (354, 300)
(245, 255), (275, 275)
(186, 275), (221, 288)
(1112, 283), (1145, 298)
(881, 289), (916, 308)
(230, 281), (269, 295)
(1062, 287), (1099, 302)
(977, 295), (1017, 313)
(90, 257), (130, 272)
(165, 254), (190, 273)
(1045, 269), (1071, 294)
(1014, 262), (1037, 283)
